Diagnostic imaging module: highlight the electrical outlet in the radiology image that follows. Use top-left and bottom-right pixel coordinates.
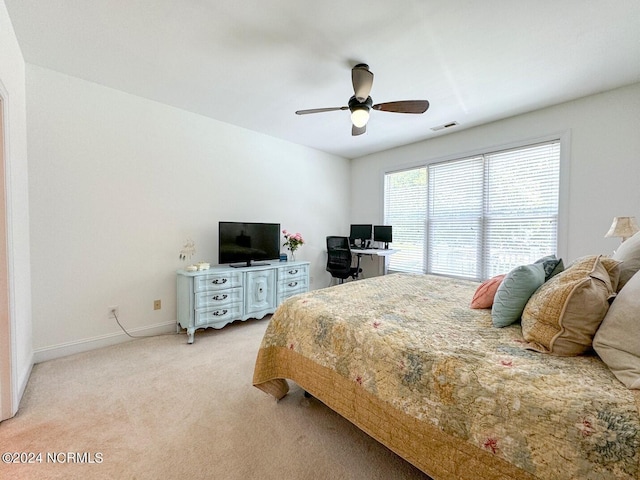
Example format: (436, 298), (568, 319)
(309, 276), (314, 285)
(153, 299), (161, 310)
(108, 305), (119, 319)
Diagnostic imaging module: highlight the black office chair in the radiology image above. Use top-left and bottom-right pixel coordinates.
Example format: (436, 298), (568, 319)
(326, 236), (361, 284)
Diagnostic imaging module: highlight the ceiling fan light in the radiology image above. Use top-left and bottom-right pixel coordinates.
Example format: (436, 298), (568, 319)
(351, 107), (370, 128)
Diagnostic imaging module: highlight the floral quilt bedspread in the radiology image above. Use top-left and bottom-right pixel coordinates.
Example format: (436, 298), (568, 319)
(259, 273), (640, 480)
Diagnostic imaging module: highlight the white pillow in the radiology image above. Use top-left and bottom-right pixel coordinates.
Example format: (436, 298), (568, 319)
(593, 270), (640, 389)
(612, 230), (640, 291)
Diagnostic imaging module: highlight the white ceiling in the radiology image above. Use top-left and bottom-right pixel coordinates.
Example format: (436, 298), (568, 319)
(6, 0), (640, 159)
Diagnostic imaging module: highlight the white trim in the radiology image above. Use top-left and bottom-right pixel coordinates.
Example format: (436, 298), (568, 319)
(384, 131), (570, 174)
(33, 321), (178, 363)
(556, 130), (571, 262)
(15, 361), (32, 408)
(0, 79), (17, 419)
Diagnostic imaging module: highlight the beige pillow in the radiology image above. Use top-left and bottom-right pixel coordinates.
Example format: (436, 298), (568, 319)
(612, 230), (640, 292)
(521, 255), (619, 356)
(593, 270), (640, 389)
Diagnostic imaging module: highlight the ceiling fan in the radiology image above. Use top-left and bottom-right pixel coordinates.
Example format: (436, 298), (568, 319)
(295, 63), (430, 136)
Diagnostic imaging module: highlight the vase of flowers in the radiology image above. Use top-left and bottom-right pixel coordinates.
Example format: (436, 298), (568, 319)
(282, 229), (304, 261)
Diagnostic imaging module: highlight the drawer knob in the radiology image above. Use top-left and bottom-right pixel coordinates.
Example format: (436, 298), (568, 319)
(212, 278), (228, 285)
(288, 269), (298, 275)
(212, 309), (228, 316)
(213, 294), (228, 301)
(288, 281), (298, 287)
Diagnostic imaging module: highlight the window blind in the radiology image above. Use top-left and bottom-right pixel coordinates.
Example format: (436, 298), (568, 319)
(383, 167), (427, 273)
(427, 156), (484, 278)
(384, 140), (560, 280)
(481, 142), (560, 279)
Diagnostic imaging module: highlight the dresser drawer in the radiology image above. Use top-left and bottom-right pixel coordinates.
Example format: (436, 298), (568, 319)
(279, 285), (307, 301)
(278, 265), (308, 283)
(278, 276), (308, 294)
(195, 287), (243, 309)
(194, 271), (242, 292)
(194, 303), (243, 327)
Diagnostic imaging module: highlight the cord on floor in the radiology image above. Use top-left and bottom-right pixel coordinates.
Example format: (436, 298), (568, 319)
(113, 311), (179, 339)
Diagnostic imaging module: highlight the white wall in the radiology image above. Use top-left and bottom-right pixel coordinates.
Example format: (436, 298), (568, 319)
(351, 82), (640, 264)
(27, 65), (349, 361)
(0, 0), (33, 414)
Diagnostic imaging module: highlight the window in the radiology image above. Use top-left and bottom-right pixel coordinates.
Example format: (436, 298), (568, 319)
(383, 167), (427, 274)
(384, 140), (561, 280)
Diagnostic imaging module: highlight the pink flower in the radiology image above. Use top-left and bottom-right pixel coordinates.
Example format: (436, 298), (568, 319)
(283, 229), (304, 252)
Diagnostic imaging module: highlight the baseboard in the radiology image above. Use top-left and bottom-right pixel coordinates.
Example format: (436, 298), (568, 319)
(13, 354), (33, 417)
(33, 321), (178, 364)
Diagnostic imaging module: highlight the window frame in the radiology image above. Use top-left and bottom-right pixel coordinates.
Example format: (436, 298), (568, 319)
(381, 132), (570, 279)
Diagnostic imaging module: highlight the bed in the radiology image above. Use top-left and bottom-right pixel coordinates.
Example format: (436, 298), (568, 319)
(252, 273), (640, 480)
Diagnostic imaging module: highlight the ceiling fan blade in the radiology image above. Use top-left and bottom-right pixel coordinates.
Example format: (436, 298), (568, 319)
(372, 100), (430, 114)
(352, 124), (366, 136)
(295, 106), (348, 115)
(352, 64), (374, 102)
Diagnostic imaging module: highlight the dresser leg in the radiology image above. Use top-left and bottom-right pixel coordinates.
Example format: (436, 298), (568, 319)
(187, 328), (195, 344)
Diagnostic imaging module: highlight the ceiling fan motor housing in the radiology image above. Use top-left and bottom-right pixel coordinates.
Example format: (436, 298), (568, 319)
(348, 95), (373, 113)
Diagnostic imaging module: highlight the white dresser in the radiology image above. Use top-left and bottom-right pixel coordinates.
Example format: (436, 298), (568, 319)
(176, 261), (309, 343)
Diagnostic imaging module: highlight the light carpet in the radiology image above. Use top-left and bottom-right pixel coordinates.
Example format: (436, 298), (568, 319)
(0, 318), (431, 479)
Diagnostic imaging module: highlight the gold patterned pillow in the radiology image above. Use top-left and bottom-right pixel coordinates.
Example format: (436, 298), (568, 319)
(521, 255), (620, 356)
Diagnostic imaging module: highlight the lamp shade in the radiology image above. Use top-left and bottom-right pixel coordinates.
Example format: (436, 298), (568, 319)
(605, 216), (640, 242)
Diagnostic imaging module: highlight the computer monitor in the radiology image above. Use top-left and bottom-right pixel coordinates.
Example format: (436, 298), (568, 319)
(374, 225), (393, 249)
(349, 224), (372, 247)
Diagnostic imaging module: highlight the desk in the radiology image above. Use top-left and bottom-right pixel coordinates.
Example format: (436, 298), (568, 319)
(351, 248), (398, 276)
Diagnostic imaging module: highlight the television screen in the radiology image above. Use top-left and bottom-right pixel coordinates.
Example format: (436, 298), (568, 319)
(374, 225), (393, 247)
(218, 222), (281, 267)
(349, 224), (372, 247)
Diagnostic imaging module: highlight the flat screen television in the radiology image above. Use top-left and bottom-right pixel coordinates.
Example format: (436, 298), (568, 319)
(218, 222), (281, 267)
(374, 225), (393, 248)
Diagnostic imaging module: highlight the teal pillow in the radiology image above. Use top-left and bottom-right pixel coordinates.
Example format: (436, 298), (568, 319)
(534, 254), (564, 281)
(491, 263), (546, 327)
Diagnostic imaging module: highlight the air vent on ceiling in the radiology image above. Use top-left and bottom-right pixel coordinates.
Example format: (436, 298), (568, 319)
(431, 121), (459, 132)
